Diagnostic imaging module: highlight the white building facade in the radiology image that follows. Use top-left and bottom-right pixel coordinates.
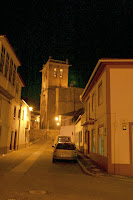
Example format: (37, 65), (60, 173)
(81, 58), (133, 176)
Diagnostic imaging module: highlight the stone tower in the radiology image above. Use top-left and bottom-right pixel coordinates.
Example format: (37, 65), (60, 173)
(40, 57), (70, 129)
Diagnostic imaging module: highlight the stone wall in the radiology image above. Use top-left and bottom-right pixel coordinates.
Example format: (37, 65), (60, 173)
(30, 129), (59, 142)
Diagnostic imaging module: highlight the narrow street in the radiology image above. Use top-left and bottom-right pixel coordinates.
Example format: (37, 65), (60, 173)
(0, 139), (133, 200)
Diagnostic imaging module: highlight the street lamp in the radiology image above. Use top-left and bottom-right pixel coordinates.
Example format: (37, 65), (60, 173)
(29, 107), (33, 111)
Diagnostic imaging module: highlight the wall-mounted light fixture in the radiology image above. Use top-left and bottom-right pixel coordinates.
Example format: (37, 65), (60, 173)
(122, 120), (127, 130)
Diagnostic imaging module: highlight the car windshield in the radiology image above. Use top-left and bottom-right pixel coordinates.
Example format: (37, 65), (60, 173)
(56, 143), (75, 150)
(58, 138), (70, 142)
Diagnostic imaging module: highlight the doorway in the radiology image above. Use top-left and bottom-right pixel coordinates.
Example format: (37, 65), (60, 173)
(14, 131), (17, 150)
(9, 131), (13, 150)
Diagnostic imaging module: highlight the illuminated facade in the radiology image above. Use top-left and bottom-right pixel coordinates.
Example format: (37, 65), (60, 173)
(0, 35), (30, 154)
(40, 57), (84, 130)
(81, 58), (133, 176)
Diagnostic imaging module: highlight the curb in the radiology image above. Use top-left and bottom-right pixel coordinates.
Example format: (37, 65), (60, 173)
(77, 158), (94, 176)
(77, 158), (133, 183)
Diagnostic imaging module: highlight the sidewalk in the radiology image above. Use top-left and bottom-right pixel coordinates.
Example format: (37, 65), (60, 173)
(77, 150), (133, 183)
(77, 150), (108, 176)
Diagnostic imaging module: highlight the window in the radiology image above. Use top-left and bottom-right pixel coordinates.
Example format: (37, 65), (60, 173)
(14, 106), (16, 119)
(18, 109), (20, 119)
(0, 60), (3, 73)
(92, 129), (96, 153)
(84, 126), (87, 143)
(56, 143), (75, 150)
(86, 100), (90, 120)
(9, 59), (13, 82)
(5, 52), (10, 78)
(60, 68), (63, 78)
(80, 131), (82, 143)
(0, 45), (5, 73)
(98, 126), (104, 155)
(54, 68), (57, 77)
(98, 81), (103, 105)
(92, 93), (95, 111)
(13, 64), (16, 86)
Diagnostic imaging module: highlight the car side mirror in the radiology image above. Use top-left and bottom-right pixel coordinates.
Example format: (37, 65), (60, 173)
(52, 146), (55, 148)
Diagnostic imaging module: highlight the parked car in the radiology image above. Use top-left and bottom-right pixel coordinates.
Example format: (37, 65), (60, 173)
(52, 142), (77, 162)
(53, 135), (71, 147)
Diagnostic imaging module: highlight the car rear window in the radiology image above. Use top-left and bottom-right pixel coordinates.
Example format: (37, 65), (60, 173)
(58, 138), (71, 142)
(56, 143), (75, 150)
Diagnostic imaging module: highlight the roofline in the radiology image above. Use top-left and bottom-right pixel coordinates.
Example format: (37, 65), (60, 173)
(43, 56), (72, 68)
(17, 73), (25, 87)
(0, 35), (22, 66)
(80, 58), (133, 100)
(21, 99), (30, 107)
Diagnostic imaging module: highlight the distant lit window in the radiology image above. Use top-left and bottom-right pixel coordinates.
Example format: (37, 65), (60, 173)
(60, 69), (63, 78)
(92, 129), (96, 153)
(54, 68), (57, 77)
(98, 126), (104, 155)
(14, 106), (16, 119)
(98, 81), (103, 105)
(92, 93), (95, 111)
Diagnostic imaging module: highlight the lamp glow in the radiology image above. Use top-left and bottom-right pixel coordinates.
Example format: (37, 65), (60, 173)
(55, 117), (59, 121)
(29, 107), (33, 111)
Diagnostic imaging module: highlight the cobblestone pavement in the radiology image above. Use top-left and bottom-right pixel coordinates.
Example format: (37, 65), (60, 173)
(77, 150), (133, 182)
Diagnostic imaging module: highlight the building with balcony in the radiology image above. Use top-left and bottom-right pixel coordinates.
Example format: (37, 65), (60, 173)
(80, 58), (133, 176)
(0, 35), (30, 154)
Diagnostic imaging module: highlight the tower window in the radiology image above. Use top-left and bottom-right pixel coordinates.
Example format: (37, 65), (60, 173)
(54, 68), (57, 78)
(60, 69), (63, 78)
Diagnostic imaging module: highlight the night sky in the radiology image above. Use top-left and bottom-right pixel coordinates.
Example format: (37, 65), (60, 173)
(1, 0), (133, 110)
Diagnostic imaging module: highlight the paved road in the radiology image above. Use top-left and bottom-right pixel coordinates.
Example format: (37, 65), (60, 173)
(0, 139), (133, 200)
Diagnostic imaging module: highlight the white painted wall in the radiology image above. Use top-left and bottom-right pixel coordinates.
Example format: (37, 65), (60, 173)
(75, 119), (83, 150)
(84, 70), (107, 156)
(110, 68), (133, 164)
(60, 125), (75, 143)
